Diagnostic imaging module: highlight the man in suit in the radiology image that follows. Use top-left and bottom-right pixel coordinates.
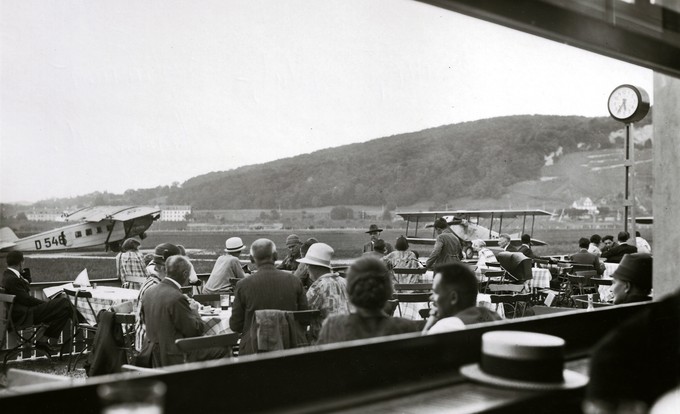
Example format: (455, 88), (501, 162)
(362, 224), (394, 254)
(140, 255), (226, 367)
(425, 218), (463, 269)
(571, 237), (605, 276)
(516, 234), (535, 258)
(1, 251), (72, 353)
(601, 231), (638, 264)
(229, 238), (309, 355)
(498, 233), (517, 252)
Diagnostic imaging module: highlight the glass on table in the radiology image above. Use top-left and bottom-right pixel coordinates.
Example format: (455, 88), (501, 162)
(220, 294), (231, 310)
(98, 379), (166, 414)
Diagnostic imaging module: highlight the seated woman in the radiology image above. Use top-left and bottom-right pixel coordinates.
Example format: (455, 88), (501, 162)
(316, 256), (424, 344)
(383, 236), (423, 284)
(472, 239), (497, 272)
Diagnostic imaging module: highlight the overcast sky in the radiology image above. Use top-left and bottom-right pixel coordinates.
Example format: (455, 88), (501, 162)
(1, 0), (653, 203)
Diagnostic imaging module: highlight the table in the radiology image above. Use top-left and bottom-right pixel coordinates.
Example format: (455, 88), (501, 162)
(59, 286), (139, 325)
(477, 293), (506, 319)
(603, 262), (619, 278)
(477, 267), (551, 289)
(200, 308), (233, 336)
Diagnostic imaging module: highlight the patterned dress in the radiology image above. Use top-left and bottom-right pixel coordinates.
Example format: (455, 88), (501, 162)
(116, 250), (149, 289)
(306, 273), (350, 340)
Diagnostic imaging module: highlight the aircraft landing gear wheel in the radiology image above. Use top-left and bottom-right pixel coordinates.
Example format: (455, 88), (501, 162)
(108, 241), (122, 252)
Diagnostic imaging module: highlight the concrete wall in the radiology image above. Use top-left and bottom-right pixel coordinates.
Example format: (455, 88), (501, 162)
(653, 73), (680, 297)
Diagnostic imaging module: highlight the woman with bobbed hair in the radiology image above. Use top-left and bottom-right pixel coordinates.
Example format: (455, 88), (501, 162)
(316, 256), (423, 344)
(472, 239), (497, 272)
(383, 235), (423, 284)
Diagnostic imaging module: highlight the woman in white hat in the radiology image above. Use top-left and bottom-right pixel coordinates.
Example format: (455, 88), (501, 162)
(203, 237), (247, 295)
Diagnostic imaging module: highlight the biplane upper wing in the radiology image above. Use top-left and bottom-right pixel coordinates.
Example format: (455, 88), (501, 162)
(64, 206), (161, 222)
(396, 209), (553, 221)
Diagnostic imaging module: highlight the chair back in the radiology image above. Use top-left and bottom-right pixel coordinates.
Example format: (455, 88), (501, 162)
(489, 293), (531, 318)
(180, 286), (193, 296)
(591, 277), (613, 286)
(572, 263), (595, 273)
(393, 283), (431, 292)
(124, 275), (147, 286)
(174, 332), (240, 363)
(394, 293), (431, 303)
(1, 293), (15, 342)
(487, 284), (526, 294)
(287, 310), (320, 328)
(63, 288), (96, 325)
(391, 268), (427, 275)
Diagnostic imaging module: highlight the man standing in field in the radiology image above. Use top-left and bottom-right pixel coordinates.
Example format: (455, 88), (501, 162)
(230, 238), (308, 354)
(362, 224), (394, 254)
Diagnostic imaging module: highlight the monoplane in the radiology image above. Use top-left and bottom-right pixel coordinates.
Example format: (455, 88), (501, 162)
(396, 209), (552, 258)
(0, 206), (161, 252)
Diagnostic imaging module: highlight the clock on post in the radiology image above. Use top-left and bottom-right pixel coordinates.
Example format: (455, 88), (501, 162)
(607, 84), (650, 239)
(607, 84), (650, 124)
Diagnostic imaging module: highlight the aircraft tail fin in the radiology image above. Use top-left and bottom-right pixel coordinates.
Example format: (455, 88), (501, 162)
(0, 227), (19, 250)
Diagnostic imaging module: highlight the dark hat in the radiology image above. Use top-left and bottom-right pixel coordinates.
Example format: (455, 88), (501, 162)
(285, 234), (302, 246)
(365, 224), (383, 234)
(433, 217), (448, 229)
(373, 239), (386, 253)
(153, 243), (181, 265)
(611, 253), (652, 290)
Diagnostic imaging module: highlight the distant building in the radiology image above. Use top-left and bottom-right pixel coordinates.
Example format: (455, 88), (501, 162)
(571, 197), (598, 214)
(26, 209), (65, 222)
(157, 205), (192, 221)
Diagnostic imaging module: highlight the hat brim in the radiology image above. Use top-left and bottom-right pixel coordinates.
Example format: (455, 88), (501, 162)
(460, 363), (588, 390)
(297, 257), (331, 268)
(365, 229), (383, 234)
(225, 245), (246, 253)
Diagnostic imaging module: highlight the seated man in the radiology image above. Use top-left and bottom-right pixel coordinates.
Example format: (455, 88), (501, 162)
(423, 262), (501, 334)
(1, 251), (72, 353)
(203, 237), (247, 294)
(277, 234), (303, 272)
(610, 253), (652, 304)
(570, 237), (605, 276)
(601, 232), (637, 263)
(317, 257), (423, 345)
(498, 233), (517, 252)
(139, 255), (227, 367)
(300, 243), (350, 340)
(230, 238), (309, 355)
(516, 234), (535, 258)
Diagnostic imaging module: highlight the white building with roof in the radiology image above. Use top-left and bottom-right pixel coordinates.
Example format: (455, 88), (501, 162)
(157, 205), (192, 221)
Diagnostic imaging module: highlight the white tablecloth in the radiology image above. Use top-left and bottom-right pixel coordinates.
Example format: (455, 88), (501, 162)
(201, 308), (233, 336)
(62, 286), (139, 325)
(527, 268), (551, 289)
(603, 262), (619, 278)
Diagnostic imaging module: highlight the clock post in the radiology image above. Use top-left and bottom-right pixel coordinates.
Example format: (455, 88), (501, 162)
(607, 84), (650, 245)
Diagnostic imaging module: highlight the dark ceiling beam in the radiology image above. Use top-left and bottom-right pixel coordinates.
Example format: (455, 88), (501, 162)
(417, 0), (680, 79)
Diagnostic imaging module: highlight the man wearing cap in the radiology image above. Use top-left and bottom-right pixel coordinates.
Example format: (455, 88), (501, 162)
(139, 255), (227, 367)
(301, 243), (350, 340)
(610, 253), (652, 304)
(426, 218), (463, 269)
(423, 262), (501, 334)
(277, 234), (303, 271)
(363, 224), (394, 254)
(601, 231), (638, 263)
(230, 238), (308, 355)
(135, 242), (181, 352)
(203, 237), (247, 295)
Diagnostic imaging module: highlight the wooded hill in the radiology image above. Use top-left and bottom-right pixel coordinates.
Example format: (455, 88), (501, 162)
(32, 114), (653, 210)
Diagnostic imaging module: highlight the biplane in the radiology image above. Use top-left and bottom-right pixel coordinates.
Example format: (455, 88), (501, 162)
(395, 209), (552, 258)
(0, 206), (161, 252)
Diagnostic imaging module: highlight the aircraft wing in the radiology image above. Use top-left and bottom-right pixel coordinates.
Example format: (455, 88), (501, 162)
(64, 206), (161, 222)
(636, 216), (653, 224)
(397, 209), (553, 221)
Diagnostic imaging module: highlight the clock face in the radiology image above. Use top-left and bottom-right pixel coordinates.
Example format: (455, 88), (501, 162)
(608, 86), (639, 120)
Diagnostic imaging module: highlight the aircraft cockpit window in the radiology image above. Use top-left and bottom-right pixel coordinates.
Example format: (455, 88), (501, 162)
(106, 225), (113, 232)
(75, 231), (82, 238)
(96, 227), (102, 233)
(85, 229), (92, 236)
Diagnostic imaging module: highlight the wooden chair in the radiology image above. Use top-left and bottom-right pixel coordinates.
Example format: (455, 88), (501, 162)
(63, 288), (98, 371)
(113, 313), (137, 364)
(481, 270), (506, 293)
(591, 277), (613, 287)
(392, 283), (431, 318)
(490, 293), (532, 318)
(394, 283), (432, 292)
(487, 284), (526, 294)
(122, 275), (147, 289)
(568, 270), (598, 295)
(571, 263), (595, 273)
(174, 332), (240, 363)
(1, 292), (52, 365)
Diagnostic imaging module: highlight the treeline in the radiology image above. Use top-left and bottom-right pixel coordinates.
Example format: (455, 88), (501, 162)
(31, 114), (650, 210)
